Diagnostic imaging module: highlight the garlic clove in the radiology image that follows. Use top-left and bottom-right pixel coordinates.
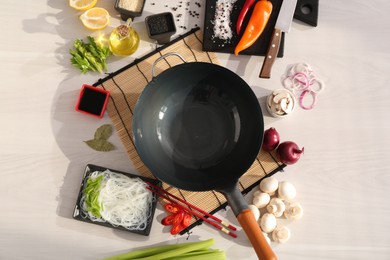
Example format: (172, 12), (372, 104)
(278, 181), (297, 201)
(284, 202), (303, 220)
(259, 176), (279, 195)
(266, 198), (285, 217)
(260, 213), (277, 233)
(248, 204), (260, 221)
(252, 192), (271, 209)
(272, 226), (291, 243)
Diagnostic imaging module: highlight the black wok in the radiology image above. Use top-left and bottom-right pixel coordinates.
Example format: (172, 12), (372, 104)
(133, 53), (276, 260)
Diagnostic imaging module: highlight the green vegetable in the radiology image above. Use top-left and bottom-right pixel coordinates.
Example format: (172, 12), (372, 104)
(84, 124), (115, 152)
(103, 239), (225, 260)
(84, 139), (115, 152)
(94, 124), (113, 140)
(70, 36), (111, 74)
(165, 249), (226, 260)
(83, 174), (104, 218)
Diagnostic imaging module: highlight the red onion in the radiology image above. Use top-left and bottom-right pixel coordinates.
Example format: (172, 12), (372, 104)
(277, 141), (304, 165)
(262, 127), (280, 152)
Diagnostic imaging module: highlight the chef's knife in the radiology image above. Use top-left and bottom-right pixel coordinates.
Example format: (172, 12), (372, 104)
(260, 0), (298, 78)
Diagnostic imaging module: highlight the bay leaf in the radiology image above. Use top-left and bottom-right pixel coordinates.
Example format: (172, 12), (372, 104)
(84, 139), (115, 152)
(94, 124), (113, 140)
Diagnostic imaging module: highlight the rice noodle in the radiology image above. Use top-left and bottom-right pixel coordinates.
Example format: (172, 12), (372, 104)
(80, 170), (154, 231)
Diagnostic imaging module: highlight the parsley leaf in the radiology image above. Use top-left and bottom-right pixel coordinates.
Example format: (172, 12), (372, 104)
(70, 37), (112, 74)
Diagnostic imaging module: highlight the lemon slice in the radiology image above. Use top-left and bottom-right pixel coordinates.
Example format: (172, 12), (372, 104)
(69, 0), (97, 11)
(80, 7), (110, 30)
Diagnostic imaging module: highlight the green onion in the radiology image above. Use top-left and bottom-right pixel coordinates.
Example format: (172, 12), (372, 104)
(103, 239), (225, 260)
(165, 249), (226, 260)
(83, 175), (104, 218)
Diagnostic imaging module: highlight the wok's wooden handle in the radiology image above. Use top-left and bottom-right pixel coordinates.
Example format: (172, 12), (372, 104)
(237, 209), (277, 260)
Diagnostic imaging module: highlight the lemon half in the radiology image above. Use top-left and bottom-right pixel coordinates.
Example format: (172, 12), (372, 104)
(80, 7), (110, 30)
(70, 0), (97, 11)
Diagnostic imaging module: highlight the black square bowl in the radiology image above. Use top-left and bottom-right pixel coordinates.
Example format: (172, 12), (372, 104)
(145, 12), (176, 44)
(115, 0), (146, 21)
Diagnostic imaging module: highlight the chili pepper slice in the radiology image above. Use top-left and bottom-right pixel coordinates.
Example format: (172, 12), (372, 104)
(172, 210), (185, 226)
(170, 223), (184, 235)
(164, 203), (180, 214)
(234, 0), (273, 56)
(181, 213), (192, 227)
(236, 0), (256, 35)
(161, 214), (175, 226)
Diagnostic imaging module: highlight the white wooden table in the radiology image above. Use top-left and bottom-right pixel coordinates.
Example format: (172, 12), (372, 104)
(1, 0), (389, 259)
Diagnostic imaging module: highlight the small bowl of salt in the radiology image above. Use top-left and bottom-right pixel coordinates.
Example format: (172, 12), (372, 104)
(115, 0), (145, 21)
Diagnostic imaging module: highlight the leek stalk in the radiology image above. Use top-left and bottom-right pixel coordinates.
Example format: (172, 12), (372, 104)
(103, 239), (225, 260)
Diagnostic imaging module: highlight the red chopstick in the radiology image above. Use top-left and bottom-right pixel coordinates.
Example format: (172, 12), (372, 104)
(146, 186), (237, 238)
(146, 182), (237, 231)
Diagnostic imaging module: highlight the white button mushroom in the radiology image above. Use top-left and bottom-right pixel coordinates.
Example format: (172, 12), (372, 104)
(253, 189), (262, 197)
(248, 204), (260, 221)
(266, 198), (286, 217)
(272, 226), (291, 243)
(252, 192), (271, 209)
(263, 232), (271, 245)
(267, 89), (296, 117)
(277, 181), (296, 201)
(260, 213), (277, 233)
(259, 176), (279, 195)
(284, 202), (303, 220)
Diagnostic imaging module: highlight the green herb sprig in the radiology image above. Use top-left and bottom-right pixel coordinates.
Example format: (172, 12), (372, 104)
(70, 36), (111, 74)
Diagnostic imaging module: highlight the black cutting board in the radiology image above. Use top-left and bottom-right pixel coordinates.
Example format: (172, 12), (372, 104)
(202, 0), (285, 57)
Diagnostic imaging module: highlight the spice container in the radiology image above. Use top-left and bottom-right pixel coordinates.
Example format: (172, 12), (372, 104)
(267, 89), (296, 117)
(75, 84), (110, 118)
(145, 12), (176, 44)
(109, 20), (140, 56)
(115, 0), (145, 21)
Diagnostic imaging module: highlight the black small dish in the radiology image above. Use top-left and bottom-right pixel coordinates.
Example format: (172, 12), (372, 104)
(145, 12), (176, 44)
(73, 164), (161, 236)
(115, 0), (145, 21)
(75, 84), (110, 118)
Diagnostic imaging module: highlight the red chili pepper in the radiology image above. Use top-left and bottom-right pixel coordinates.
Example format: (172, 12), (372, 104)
(164, 203), (180, 214)
(181, 213), (192, 227)
(236, 0), (256, 35)
(170, 223), (184, 235)
(172, 210), (185, 226)
(161, 214), (175, 226)
(234, 0), (273, 56)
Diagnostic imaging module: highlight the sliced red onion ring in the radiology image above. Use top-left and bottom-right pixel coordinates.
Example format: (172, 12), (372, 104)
(282, 72), (309, 93)
(291, 72), (309, 90)
(308, 78), (324, 93)
(281, 62), (324, 110)
(299, 89), (317, 110)
(290, 62), (312, 75)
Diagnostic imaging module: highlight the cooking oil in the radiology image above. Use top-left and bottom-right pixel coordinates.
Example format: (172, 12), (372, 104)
(109, 20), (139, 56)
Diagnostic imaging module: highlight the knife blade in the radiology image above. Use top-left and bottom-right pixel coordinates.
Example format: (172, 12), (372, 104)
(259, 0), (298, 78)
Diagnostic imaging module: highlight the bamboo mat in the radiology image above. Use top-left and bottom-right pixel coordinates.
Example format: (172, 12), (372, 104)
(94, 28), (285, 234)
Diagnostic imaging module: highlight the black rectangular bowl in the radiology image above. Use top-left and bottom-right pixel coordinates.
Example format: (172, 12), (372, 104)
(73, 164), (161, 236)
